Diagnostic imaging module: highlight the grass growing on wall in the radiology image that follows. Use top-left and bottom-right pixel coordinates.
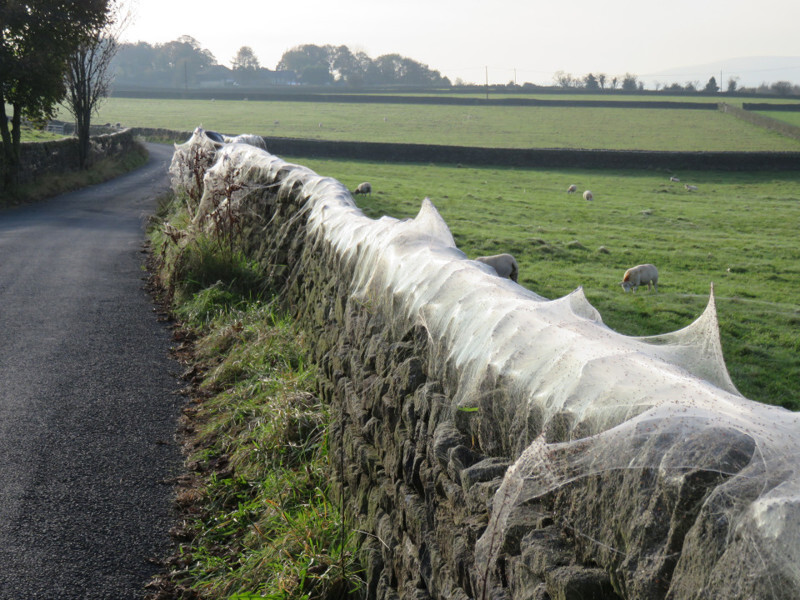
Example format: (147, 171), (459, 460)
(56, 97), (800, 152)
(291, 156), (800, 410)
(147, 193), (361, 599)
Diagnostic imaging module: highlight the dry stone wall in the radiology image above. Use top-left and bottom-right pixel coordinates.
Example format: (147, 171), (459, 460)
(1, 129), (138, 187)
(170, 130), (800, 600)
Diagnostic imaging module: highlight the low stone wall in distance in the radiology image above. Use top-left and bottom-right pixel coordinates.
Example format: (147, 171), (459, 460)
(4, 129), (139, 187)
(135, 126), (800, 171)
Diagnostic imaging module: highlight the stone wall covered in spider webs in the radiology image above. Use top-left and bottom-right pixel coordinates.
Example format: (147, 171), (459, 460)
(168, 127), (800, 600)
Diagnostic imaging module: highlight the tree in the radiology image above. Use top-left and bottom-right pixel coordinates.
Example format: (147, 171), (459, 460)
(277, 44), (333, 76)
(770, 81), (793, 96)
(597, 73), (607, 90)
(1, 0), (109, 190)
(65, 0), (128, 169)
(231, 46), (260, 84)
(727, 77), (739, 93)
(331, 45), (372, 86)
(583, 73), (599, 91)
(621, 73), (638, 91)
(553, 70), (577, 88)
(703, 76), (719, 94)
(162, 36), (216, 88)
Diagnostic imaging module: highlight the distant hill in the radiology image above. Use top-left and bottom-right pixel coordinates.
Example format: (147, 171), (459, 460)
(646, 56), (800, 89)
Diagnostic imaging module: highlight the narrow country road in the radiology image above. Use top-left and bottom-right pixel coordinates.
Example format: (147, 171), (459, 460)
(0, 143), (182, 599)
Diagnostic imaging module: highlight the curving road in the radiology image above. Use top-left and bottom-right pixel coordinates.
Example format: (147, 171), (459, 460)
(0, 144), (182, 599)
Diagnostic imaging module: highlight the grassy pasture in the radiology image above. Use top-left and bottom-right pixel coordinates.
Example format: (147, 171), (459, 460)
(757, 110), (800, 128)
(56, 97), (800, 151)
(287, 156), (800, 410)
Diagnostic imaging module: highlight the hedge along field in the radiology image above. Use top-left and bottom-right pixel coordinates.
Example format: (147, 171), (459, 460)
(55, 97), (800, 151)
(288, 155), (800, 410)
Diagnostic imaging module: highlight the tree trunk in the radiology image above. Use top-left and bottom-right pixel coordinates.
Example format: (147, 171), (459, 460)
(0, 102), (22, 191)
(77, 105), (91, 170)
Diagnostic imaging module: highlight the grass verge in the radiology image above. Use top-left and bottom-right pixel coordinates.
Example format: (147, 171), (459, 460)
(0, 141), (148, 208)
(145, 191), (361, 599)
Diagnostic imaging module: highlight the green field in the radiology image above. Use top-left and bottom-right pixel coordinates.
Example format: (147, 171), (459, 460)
(757, 110), (800, 128)
(55, 97), (800, 151)
(285, 156), (800, 410)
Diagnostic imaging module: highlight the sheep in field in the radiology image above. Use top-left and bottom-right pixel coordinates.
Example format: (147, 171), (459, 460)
(475, 253), (519, 282)
(353, 182), (372, 196)
(670, 176), (681, 182)
(685, 184), (698, 191)
(621, 263), (659, 292)
(583, 190), (593, 201)
(567, 184), (577, 193)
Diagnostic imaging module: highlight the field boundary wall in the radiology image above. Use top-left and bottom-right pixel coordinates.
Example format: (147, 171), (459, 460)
(720, 102), (800, 143)
(135, 127), (800, 171)
(1, 129), (138, 187)
(743, 103), (800, 111)
(113, 89), (723, 109)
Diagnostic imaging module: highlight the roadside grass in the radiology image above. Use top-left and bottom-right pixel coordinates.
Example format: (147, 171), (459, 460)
(290, 155), (800, 410)
(56, 97), (800, 151)
(147, 193), (361, 599)
(0, 141), (148, 207)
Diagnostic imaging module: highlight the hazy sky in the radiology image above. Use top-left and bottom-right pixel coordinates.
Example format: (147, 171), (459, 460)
(120, 0), (800, 86)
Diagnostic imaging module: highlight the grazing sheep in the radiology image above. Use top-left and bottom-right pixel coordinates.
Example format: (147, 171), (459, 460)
(583, 190), (593, 201)
(670, 176), (680, 182)
(685, 184), (698, 191)
(621, 263), (659, 292)
(567, 184), (577, 193)
(475, 253), (519, 282)
(353, 182), (372, 196)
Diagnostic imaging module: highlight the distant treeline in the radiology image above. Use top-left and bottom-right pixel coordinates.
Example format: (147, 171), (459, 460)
(111, 38), (450, 90)
(111, 36), (800, 98)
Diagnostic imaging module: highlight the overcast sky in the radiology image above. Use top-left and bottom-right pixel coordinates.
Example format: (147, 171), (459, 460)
(120, 0), (800, 86)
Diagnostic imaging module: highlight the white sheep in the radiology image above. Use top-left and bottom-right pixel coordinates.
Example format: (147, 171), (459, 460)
(567, 184), (577, 193)
(353, 182), (372, 196)
(583, 190), (593, 201)
(670, 176), (680, 182)
(475, 253), (519, 282)
(685, 184), (698, 191)
(621, 263), (659, 293)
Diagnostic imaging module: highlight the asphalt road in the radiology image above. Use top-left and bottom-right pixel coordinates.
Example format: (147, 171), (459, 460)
(0, 143), (183, 599)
